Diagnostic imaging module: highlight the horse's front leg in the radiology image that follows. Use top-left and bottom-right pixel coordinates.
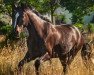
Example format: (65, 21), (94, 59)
(17, 51), (33, 74)
(34, 52), (50, 75)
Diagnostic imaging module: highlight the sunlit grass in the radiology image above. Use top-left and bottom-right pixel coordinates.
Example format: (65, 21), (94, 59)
(0, 33), (94, 75)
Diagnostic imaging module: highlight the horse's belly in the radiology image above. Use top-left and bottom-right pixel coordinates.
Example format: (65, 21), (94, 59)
(59, 41), (74, 54)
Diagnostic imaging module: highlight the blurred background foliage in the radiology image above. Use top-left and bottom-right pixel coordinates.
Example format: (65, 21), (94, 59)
(0, 0), (94, 23)
(74, 23), (83, 30)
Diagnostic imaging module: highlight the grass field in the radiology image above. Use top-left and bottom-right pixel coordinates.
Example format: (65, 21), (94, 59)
(0, 34), (94, 75)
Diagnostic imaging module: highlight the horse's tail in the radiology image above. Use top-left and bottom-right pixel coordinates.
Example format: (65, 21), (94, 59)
(81, 43), (92, 60)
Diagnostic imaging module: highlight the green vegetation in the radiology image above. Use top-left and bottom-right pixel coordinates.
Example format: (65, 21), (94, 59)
(87, 23), (94, 33)
(74, 23), (83, 30)
(0, 25), (12, 34)
(74, 23), (94, 34)
(0, 0), (94, 23)
(60, 0), (94, 23)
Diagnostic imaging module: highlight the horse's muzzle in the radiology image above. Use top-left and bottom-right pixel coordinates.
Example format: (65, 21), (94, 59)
(14, 30), (20, 39)
(15, 26), (22, 38)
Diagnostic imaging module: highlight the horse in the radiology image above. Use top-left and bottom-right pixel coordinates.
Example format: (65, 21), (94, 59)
(14, 4), (91, 75)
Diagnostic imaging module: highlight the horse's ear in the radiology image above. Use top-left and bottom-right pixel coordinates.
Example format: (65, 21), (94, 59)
(21, 3), (28, 10)
(14, 4), (21, 12)
(14, 4), (18, 10)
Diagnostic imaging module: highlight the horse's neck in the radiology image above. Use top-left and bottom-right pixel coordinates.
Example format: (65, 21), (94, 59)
(26, 10), (51, 39)
(26, 10), (45, 37)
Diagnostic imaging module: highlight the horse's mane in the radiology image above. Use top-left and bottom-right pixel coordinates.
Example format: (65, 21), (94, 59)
(32, 10), (51, 23)
(20, 3), (51, 23)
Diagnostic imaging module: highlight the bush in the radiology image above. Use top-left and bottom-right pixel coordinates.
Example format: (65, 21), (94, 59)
(87, 23), (94, 33)
(74, 23), (83, 30)
(0, 25), (12, 34)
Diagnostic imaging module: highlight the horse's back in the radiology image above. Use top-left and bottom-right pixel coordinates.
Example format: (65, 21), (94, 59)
(54, 24), (77, 38)
(55, 24), (81, 39)
(55, 24), (73, 32)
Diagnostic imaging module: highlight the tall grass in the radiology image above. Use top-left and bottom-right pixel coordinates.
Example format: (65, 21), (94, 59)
(0, 34), (94, 75)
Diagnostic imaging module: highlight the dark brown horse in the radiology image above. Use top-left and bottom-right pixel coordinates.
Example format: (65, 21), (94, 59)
(14, 4), (91, 75)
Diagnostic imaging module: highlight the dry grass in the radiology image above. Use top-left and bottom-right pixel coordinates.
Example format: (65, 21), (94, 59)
(0, 33), (94, 75)
(0, 35), (6, 42)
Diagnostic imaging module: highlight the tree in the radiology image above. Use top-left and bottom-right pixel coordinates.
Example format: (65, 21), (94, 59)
(60, 0), (94, 23)
(0, 0), (60, 23)
(19, 0), (61, 23)
(1, 0), (94, 24)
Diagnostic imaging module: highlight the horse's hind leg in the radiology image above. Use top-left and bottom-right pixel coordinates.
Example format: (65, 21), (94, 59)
(81, 43), (91, 60)
(63, 64), (69, 75)
(59, 54), (69, 75)
(81, 43), (92, 69)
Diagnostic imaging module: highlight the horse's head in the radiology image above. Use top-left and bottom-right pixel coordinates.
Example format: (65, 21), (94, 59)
(14, 3), (51, 38)
(14, 3), (31, 38)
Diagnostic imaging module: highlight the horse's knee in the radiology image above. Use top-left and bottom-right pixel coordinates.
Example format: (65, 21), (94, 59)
(40, 52), (51, 61)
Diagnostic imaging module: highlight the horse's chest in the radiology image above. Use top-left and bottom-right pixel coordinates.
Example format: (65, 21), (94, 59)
(34, 38), (46, 53)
